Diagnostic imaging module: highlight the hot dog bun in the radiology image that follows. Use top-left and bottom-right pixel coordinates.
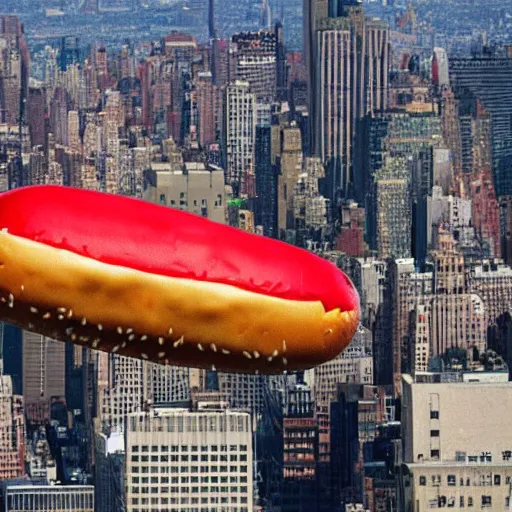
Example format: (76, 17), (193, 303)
(0, 185), (360, 374)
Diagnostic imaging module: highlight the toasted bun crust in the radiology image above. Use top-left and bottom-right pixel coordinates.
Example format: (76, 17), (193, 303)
(0, 231), (360, 374)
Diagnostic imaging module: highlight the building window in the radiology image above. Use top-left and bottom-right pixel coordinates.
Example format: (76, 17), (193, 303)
(460, 496), (464, 507)
(494, 474), (501, 486)
(431, 450), (440, 460)
(468, 497), (473, 507)
(431, 430), (440, 437)
(430, 411), (439, 419)
(482, 496), (491, 507)
(447, 475), (456, 486)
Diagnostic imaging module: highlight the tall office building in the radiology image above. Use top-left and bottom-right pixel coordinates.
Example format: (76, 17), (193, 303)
(364, 111), (444, 264)
(125, 403), (253, 511)
(94, 430), (125, 512)
(255, 124), (278, 237)
(0, 16), (30, 126)
(314, 327), (373, 468)
(22, 332), (65, 422)
(308, 2), (389, 203)
(292, 157), (329, 237)
(374, 156), (411, 260)
(278, 124), (303, 232)
(97, 352), (192, 433)
(330, 384), (388, 507)
(449, 53), (512, 196)
(232, 31), (277, 103)
(282, 384), (319, 512)
(196, 72), (222, 148)
(97, 354), (146, 432)
(223, 81), (256, 194)
(315, 20), (352, 200)
(0, 362), (24, 480)
(27, 81), (47, 149)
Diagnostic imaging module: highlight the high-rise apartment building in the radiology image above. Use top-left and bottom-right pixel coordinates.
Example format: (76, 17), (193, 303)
(223, 81), (256, 194)
(27, 81), (47, 148)
(449, 54), (512, 195)
(22, 332), (65, 422)
(374, 156), (411, 260)
(94, 430), (125, 512)
(364, 111), (445, 263)
(278, 124), (303, 232)
(500, 196), (512, 265)
(232, 30), (277, 103)
(125, 404), (253, 511)
(97, 352), (192, 433)
(255, 124), (278, 237)
(467, 259), (512, 334)
(97, 354), (146, 433)
(196, 72), (222, 149)
(331, 384), (388, 507)
(217, 373), (286, 423)
(314, 327), (373, 483)
(308, 3), (389, 203)
(0, 362), (24, 481)
(292, 156), (329, 236)
(315, 19), (352, 198)
(0, 16), (29, 126)
(470, 168), (501, 258)
(282, 384), (319, 512)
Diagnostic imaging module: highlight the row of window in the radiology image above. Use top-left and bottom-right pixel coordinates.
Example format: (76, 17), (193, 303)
(131, 454), (248, 463)
(131, 466), (248, 474)
(132, 496), (248, 505)
(131, 476), (248, 485)
(427, 495), (493, 508)
(131, 507), (249, 512)
(130, 486), (249, 495)
(132, 445), (247, 453)
(420, 474), (506, 487)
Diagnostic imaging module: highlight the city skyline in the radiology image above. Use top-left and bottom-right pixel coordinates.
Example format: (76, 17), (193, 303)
(0, 0), (512, 510)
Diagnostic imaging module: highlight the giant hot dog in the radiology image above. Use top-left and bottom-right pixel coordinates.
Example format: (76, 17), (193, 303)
(0, 185), (360, 374)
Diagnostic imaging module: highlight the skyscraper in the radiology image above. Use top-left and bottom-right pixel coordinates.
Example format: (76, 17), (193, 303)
(125, 404), (253, 511)
(22, 332), (65, 422)
(306, 1), (389, 204)
(0, 361), (24, 480)
(223, 81), (256, 195)
(255, 124), (278, 237)
(449, 54), (512, 196)
(232, 31), (278, 104)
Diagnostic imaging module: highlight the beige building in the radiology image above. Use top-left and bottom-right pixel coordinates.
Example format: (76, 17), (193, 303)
(125, 405), (253, 511)
(143, 161), (226, 224)
(399, 374), (512, 511)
